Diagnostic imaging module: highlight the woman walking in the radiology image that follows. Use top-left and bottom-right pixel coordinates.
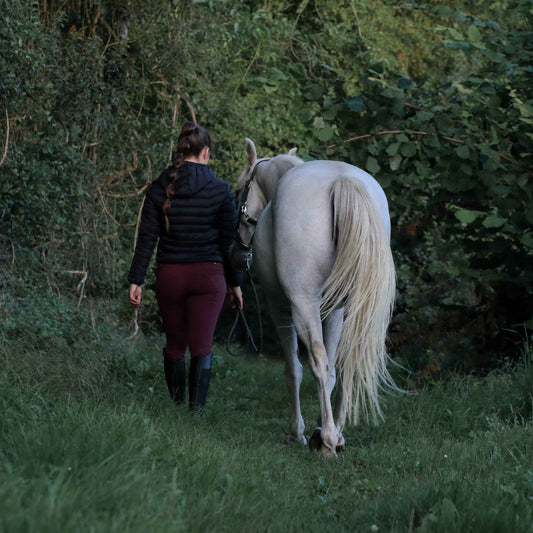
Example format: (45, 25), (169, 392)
(128, 122), (243, 411)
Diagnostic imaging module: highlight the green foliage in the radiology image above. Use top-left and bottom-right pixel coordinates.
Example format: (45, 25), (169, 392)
(0, 0), (530, 363)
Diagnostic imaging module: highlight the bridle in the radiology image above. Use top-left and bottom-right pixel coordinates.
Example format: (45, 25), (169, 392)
(234, 158), (271, 252)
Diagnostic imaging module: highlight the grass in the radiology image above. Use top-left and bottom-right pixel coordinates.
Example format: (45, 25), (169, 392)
(1, 294), (532, 532)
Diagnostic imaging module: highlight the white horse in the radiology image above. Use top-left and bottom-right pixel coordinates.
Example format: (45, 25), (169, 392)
(231, 139), (397, 456)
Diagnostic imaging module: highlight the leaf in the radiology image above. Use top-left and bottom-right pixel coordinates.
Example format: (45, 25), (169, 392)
(313, 116), (335, 141)
(323, 106), (337, 121)
(415, 161), (431, 178)
(480, 83), (496, 95)
(263, 84), (278, 94)
(366, 156), (381, 175)
(435, 6), (454, 17)
(346, 97), (365, 112)
(389, 155), (402, 171)
(436, 114), (454, 132)
(313, 116), (326, 129)
(456, 145), (470, 159)
(289, 63), (307, 79)
(423, 134), (441, 148)
(467, 25), (483, 46)
(383, 86), (404, 99)
(482, 215), (507, 228)
(448, 28), (464, 41)
(386, 142), (400, 156)
(521, 232), (533, 250)
(398, 76), (412, 89)
(518, 102), (533, 118)
(400, 142), (417, 158)
(488, 127), (499, 146)
(305, 82), (324, 100)
(452, 207), (485, 225)
(313, 125), (334, 142)
(416, 111), (435, 122)
(268, 68), (287, 81)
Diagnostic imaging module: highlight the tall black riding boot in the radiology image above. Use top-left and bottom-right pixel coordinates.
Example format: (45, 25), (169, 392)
(164, 356), (186, 405)
(189, 352), (213, 413)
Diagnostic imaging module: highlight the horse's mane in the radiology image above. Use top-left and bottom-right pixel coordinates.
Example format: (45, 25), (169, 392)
(236, 154), (303, 190)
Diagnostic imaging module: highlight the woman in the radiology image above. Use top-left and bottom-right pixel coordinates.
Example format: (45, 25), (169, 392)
(128, 121), (243, 412)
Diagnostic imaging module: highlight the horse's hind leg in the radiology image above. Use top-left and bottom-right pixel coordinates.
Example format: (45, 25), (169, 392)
(323, 309), (346, 450)
(292, 301), (338, 456)
(283, 335), (306, 445)
(268, 300), (306, 445)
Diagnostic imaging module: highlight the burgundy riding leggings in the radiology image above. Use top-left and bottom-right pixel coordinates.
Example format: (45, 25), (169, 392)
(155, 262), (226, 361)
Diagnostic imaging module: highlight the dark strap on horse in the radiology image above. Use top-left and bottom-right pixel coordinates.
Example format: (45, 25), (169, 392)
(236, 158), (271, 228)
(226, 269), (263, 357)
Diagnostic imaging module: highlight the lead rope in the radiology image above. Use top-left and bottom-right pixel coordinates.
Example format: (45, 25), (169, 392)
(226, 269), (263, 356)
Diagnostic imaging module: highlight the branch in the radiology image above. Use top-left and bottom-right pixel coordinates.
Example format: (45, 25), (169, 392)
(97, 188), (124, 226)
(181, 93), (197, 124)
(232, 44), (260, 99)
(103, 144), (138, 184)
(31, 238), (63, 250)
(328, 130), (410, 146)
(65, 269), (88, 306)
(405, 102), (432, 113)
(328, 129), (519, 165)
(55, 1), (71, 18)
(102, 183), (149, 198)
(350, 0), (363, 39)
(169, 90), (180, 164)
(0, 108), (9, 167)
(77, 271), (88, 306)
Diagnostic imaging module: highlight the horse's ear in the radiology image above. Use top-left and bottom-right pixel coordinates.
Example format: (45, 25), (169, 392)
(288, 147), (298, 156)
(245, 138), (257, 166)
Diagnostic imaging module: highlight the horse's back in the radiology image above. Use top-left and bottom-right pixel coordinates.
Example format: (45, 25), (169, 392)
(277, 160), (390, 231)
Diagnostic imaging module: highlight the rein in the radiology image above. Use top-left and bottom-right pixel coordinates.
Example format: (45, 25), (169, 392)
(226, 158), (270, 357)
(226, 267), (263, 357)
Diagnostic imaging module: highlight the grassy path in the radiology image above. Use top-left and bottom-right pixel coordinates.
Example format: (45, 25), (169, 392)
(1, 335), (532, 532)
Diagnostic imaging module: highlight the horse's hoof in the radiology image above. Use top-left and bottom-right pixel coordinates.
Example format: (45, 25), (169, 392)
(336, 435), (346, 452)
(309, 427), (323, 451)
(284, 434), (307, 446)
(320, 446), (338, 459)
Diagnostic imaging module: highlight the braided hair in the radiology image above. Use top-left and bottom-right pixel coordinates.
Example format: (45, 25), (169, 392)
(163, 121), (212, 232)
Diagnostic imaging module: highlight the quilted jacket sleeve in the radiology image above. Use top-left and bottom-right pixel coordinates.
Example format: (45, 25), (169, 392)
(219, 186), (243, 287)
(127, 189), (162, 285)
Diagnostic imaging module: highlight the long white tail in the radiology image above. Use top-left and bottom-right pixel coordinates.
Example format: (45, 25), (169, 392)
(321, 176), (397, 424)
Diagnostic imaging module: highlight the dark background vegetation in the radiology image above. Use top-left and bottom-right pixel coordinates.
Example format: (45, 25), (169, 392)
(1, 0), (532, 372)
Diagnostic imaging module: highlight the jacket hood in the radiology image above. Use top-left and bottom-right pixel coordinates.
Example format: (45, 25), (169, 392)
(157, 161), (215, 197)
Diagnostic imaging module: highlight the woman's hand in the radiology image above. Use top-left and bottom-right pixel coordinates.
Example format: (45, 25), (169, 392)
(129, 284), (142, 307)
(228, 286), (243, 309)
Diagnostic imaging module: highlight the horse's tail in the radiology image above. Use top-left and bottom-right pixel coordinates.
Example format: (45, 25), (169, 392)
(321, 176), (397, 424)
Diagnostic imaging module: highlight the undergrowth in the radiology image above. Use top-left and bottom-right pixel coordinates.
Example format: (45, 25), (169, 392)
(0, 290), (532, 532)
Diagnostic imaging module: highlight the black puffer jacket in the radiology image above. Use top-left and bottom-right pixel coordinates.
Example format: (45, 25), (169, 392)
(128, 162), (241, 287)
